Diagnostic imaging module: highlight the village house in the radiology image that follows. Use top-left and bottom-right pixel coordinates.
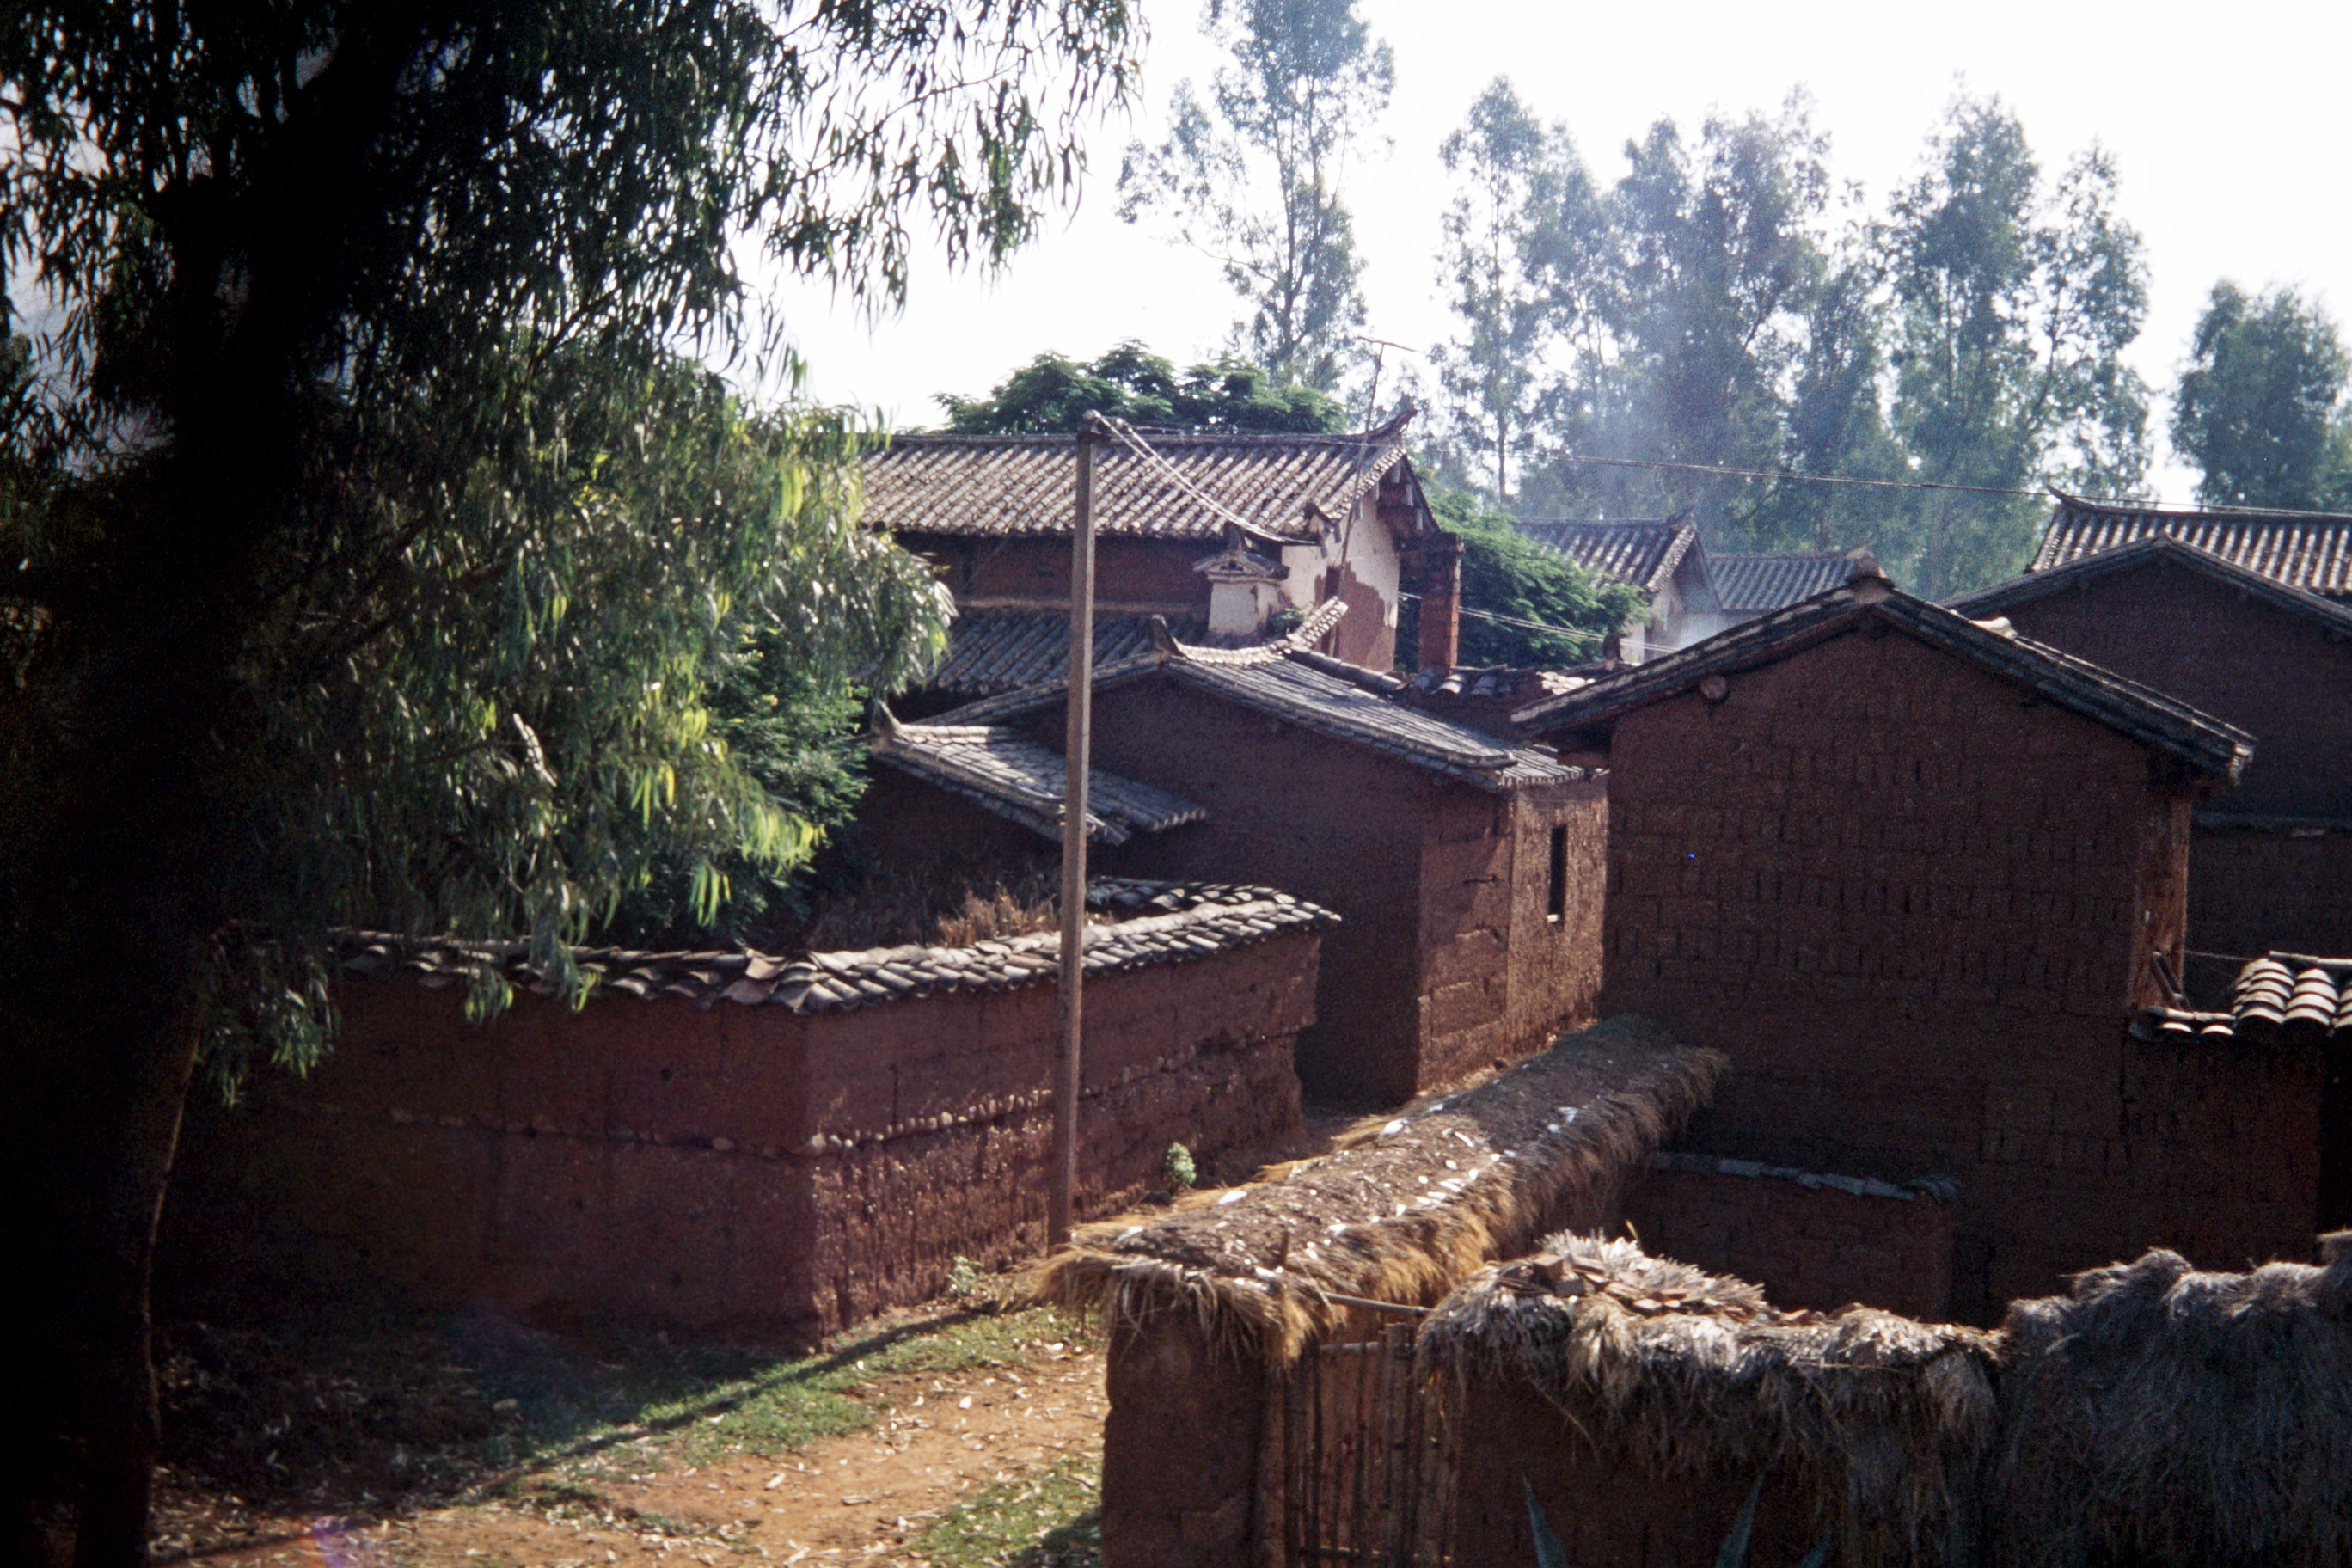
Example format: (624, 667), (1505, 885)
(863, 606), (1606, 1107)
(1954, 516), (2352, 977)
(1510, 563), (2324, 1319)
(1515, 515), (1727, 660)
(861, 414), (1459, 707)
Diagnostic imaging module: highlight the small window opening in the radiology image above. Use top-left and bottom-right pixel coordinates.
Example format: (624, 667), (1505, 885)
(1547, 825), (1569, 923)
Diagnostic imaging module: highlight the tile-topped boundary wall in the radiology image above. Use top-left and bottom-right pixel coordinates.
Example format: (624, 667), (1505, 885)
(162, 884), (1330, 1338)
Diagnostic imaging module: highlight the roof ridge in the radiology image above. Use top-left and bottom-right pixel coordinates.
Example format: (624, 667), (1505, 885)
(2053, 489), (2352, 525)
(1512, 582), (2253, 780)
(1956, 536), (2352, 639)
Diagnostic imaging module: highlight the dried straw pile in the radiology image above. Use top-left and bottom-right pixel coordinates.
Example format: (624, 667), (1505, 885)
(1418, 1234), (1999, 1567)
(1034, 1017), (1724, 1363)
(1987, 1234), (2352, 1568)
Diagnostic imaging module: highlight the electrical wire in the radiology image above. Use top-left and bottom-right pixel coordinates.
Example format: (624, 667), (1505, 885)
(1549, 454), (2047, 500)
(1398, 590), (1612, 647)
(1094, 415), (1300, 545)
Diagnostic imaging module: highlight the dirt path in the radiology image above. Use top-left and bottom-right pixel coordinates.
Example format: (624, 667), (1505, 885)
(154, 1335), (1106, 1568)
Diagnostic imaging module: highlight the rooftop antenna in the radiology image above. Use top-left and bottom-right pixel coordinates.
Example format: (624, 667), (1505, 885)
(1357, 335), (1419, 432)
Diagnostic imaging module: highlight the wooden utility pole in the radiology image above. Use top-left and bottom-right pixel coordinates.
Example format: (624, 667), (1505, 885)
(1050, 415), (1106, 1250)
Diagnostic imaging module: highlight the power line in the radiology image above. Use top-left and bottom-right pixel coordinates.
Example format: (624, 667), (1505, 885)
(1398, 590), (1611, 647)
(1551, 454), (2047, 501)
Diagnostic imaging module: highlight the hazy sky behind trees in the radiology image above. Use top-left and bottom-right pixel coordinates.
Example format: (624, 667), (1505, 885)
(758, 0), (2349, 503)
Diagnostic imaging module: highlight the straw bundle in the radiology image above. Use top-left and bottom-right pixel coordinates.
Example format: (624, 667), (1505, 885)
(1032, 1017), (1724, 1365)
(1418, 1234), (1999, 1567)
(1987, 1233), (2352, 1568)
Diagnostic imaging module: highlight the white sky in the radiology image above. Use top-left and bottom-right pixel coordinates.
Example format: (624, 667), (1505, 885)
(760, 0), (2352, 504)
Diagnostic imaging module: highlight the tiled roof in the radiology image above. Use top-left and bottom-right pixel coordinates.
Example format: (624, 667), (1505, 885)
(1510, 573), (2254, 782)
(2033, 493), (2352, 597)
(922, 609), (1207, 699)
(1712, 550), (1866, 613)
(1951, 536), (2352, 639)
(337, 879), (1336, 1014)
(1516, 517), (1699, 594)
(865, 428), (1414, 543)
(2133, 953), (2352, 1043)
(935, 626), (1585, 792)
(869, 720), (1207, 845)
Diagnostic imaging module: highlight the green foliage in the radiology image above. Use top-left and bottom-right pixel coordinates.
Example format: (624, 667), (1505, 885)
(1423, 89), (2149, 595)
(916, 1452), (1102, 1567)
(1880, 98), (2151, 595)
(2171, 282), (2352, 511)
(1164, 1142), (1198, 1191)
(937, 341), (1344, 434)
(0, 3), (1139, 1548)
(1430, 80), (1586, 503)
(1429, 488), (1644, 668)
(1119, 0), (1393, 391)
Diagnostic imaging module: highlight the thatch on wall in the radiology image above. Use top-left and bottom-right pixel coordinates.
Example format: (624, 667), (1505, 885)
(1988, 1233), (2352, 1568)
(1035, 1017), (1724, 1365)
(1418, 1234), (1998, 1567)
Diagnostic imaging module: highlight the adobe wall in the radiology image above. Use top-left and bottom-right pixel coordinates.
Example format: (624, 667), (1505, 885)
(2189, 826), (2352, 974)
(1988, 556), (2352, 818)
(1601, 628), (2313, 1314)
(1448, 1391), (1817, 1568)
(1623, 1158), (1955, 1319)
(162, 930), (1318, 1339)
(853, 764), (1056, 869)
(1062, 679), (1431, 1106)
(901, 533), (1211, 616)
(1415, 778), (1607, 1089)
(1017, 678), (1596, 1106)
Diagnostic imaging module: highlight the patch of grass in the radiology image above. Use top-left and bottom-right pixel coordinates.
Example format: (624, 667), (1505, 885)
(914, 1453), (1101, 1567)
(493, 1304), (1096, 1479)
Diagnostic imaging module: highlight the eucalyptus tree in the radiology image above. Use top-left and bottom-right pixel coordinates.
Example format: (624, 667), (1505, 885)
(1429, 78), (1588, 504)
(2171, 282), (2352, 511)
(1514, 101), (1835, 535)
(0, 2), (1136, 1560)
(1118, 0), (1393, 391)
(1884, 96), (2150, 596)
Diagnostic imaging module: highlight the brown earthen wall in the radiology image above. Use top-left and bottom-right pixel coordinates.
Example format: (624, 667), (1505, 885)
(1600, 628), (2317, 1314)
(1447, 1389), (1817, 1568)
(1991, 560), (2352, 962)
(2188, 828), (2352, 977)
(1988, 557), (2352, 818)
(1623, 1167), (1955, 1319)
(902, 534), (1212, 614)
(1415, 779), (1607, 1089)
(852, 765), (1057, 869)
(1007, 678), (1597, 1106)
(162, 932), (1319, 1338)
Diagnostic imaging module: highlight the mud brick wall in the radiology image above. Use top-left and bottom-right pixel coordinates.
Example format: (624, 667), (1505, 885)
(1448, 1388), (1818, 1568)
(1416, 779), (1608, 1090)
(1988, 556), (2352, 960)
(163, 930), (1318, 1339)
(2188, 828), (2352, 981)
(1599, 628), (2322, 1315)
(1624, 1157), (1955, 1319)
(1004, 679), (1604, 1107)
(1988, 554), (2352, 821)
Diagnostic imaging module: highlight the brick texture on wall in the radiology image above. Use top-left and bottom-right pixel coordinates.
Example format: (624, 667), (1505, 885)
(1992, 555), (2352, 959)
(1597, 626), (2321, 1316)
(162, 930), (1320, 1339)
(1623, 1158), (1955, 1320)
(1011, 678), (1604, 1107)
